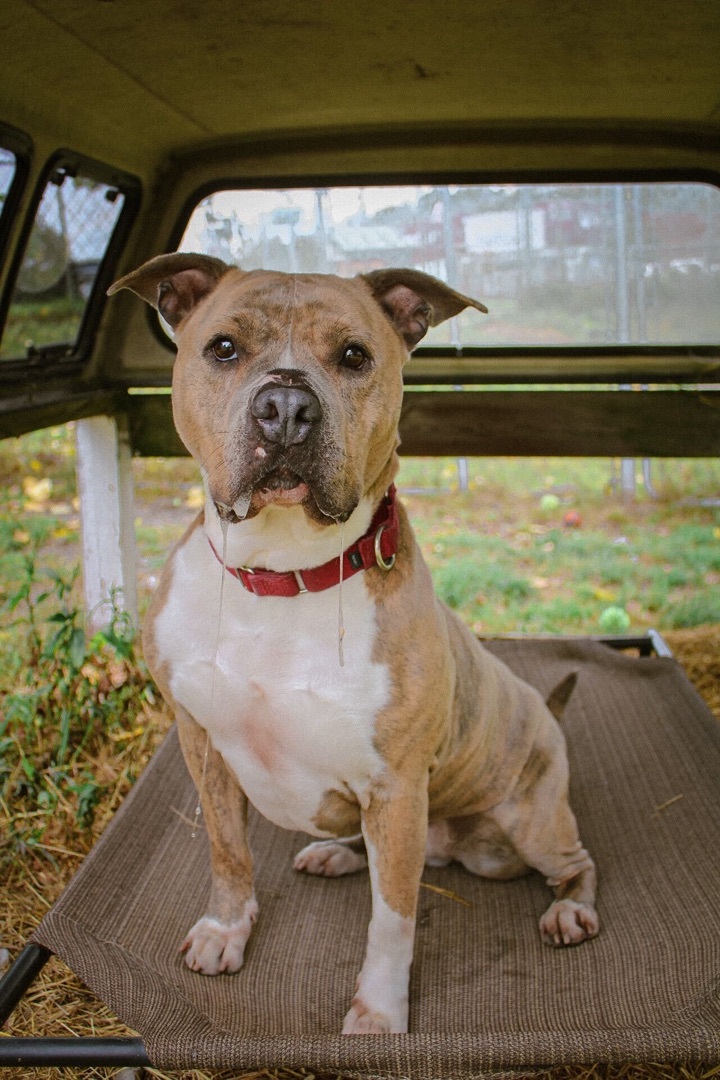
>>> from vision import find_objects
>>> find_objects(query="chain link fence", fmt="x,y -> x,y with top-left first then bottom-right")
0,172 -> 125,359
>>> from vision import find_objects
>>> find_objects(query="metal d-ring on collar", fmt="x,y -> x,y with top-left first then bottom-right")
374,524 -> 396,571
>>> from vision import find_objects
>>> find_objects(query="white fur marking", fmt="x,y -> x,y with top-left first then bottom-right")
342,836 -> 414,1034
156,513 -> 390,837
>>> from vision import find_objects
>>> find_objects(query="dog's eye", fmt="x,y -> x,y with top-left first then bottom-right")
210,337 -> 237,362
340,344 -> 369,371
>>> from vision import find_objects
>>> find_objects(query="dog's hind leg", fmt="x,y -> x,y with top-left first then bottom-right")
432,815 -> 531,879
488,717 -> 599,948
490,794 -> 598,946
294,835 -> 368,877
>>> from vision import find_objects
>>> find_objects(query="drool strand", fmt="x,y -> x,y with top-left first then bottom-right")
337,520 -> 346,667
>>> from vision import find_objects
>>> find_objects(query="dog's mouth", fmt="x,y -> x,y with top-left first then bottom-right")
251,467 -> 309,509
214,465 -> 352,525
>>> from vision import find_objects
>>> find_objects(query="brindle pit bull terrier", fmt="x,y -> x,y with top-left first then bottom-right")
109,255 -> 599,1034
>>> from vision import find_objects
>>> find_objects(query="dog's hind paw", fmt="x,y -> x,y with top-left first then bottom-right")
293,838 -> 367,877
181,902 -> 258,975
540,898 -> 599,947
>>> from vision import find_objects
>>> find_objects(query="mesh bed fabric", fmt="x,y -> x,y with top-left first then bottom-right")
33,639 -> 720,1077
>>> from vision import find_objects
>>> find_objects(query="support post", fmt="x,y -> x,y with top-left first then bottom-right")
75,414 -> 138,634
619,455 -> 636,501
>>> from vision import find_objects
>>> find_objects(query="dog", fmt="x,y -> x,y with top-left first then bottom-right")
109,255 -> 598,1034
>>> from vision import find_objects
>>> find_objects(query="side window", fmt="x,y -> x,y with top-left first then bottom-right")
0,144 -> 23,269
0,147 -> 16,210
0,165 -> 126,362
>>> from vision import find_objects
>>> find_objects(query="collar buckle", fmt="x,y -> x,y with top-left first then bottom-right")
374,524 -> 396,571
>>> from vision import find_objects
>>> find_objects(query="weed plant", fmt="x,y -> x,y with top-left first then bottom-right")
1,541 -> 159,868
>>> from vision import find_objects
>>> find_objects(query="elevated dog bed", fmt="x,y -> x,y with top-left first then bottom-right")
3,638 -> 720,1075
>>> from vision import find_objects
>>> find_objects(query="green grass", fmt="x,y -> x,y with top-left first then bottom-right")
397,456 -> 720,635
662,588 -> 720,629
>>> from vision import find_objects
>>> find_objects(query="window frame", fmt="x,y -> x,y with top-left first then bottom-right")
0,122 -> 33,282
0,149 -> 141,382
160,167 -> 720,384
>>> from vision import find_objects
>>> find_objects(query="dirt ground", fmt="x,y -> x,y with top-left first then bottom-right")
662,625 -> 720,719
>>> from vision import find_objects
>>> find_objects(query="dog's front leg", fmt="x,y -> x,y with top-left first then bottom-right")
342,776 -> 428,1034
176,707 -> 258,975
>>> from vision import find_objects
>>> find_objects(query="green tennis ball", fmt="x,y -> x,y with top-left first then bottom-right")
540,493 -> 560,512
599,606 -> 631,633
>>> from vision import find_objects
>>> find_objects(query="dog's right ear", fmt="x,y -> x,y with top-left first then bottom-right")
108,252 -> 231,329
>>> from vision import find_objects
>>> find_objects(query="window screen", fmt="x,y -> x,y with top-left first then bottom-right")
179,183 -> 720,348
0,168 -> 126,361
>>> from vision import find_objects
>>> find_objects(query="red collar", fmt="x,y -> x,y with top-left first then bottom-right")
208,486 -> 398,597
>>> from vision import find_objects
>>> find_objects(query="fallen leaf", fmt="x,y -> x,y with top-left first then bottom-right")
23,476 -> 53,503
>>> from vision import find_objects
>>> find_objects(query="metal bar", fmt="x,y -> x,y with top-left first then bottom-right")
480,633 -> 671,658
0,1037 -> 151,1068
599,633 -> 658,656
0,946 -> 152,1067
646,628 -> 674,657
0,944 -> 51,1025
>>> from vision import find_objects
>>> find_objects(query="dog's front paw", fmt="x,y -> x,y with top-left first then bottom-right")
540,899 -> 599,947
293,838 -> 367,877
181,900 -> 258,974
342,996 -> 408,1034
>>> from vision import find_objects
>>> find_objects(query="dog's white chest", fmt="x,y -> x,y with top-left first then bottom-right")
155,528 -> 390,835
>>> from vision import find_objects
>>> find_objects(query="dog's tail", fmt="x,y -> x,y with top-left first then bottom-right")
545,671 -> 579,722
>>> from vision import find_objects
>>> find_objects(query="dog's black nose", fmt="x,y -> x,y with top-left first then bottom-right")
251,383 -> 322,447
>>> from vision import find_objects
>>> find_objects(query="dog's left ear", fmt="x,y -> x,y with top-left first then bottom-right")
108,252 -> 231,329
361,268 -> 488,350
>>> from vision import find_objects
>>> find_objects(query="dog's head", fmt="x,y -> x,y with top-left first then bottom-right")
110,255 -> 487,525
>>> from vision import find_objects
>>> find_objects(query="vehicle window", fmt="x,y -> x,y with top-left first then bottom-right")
0,168 -> 125,361
0,147 -> 16,209
179,182 -> 720,347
